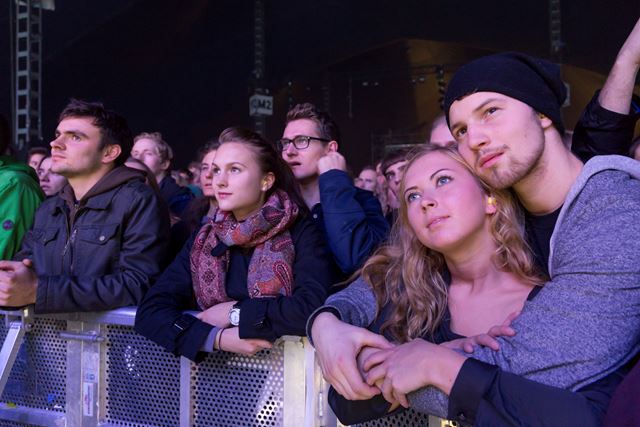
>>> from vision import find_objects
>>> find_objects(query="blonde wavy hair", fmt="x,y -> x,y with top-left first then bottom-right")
361,144 -> 545,343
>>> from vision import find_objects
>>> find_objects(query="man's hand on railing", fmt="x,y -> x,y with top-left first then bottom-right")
196,300 -> 237,328
219,327 -> 272,356
310,312 -> 393,401
0,260 -> 37,308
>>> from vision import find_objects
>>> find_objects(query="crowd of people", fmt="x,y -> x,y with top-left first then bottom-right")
1,17 -> 640,427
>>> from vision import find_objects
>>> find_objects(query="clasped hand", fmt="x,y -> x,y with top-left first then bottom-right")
0,259 -> 37,307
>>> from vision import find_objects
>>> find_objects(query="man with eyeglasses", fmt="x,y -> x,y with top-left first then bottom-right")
279,103 -> 389,276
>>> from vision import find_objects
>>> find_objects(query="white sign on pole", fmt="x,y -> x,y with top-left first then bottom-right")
249,94 -> 274,117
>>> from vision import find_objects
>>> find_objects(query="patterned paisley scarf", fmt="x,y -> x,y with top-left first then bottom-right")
190,189 -> 298,309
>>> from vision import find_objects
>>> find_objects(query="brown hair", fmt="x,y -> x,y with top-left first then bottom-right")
59,99 -> 132,167
362,144 -> 545,342
285,103 -> 341,144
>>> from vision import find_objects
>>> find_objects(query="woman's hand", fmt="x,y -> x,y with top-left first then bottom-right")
441,310 -> 519,353
196,301 -> 237,328
311,312 -> 393,401
218,327 -> 272,356
357,346 -> 402,412
363,339 -> 466,407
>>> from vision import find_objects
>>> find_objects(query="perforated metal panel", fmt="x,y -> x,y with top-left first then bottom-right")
354,408 -> 433,427
0,319 -> 67,412
191,345 -> 285,427
102,324 -> 181,427
0,421 -> 35,427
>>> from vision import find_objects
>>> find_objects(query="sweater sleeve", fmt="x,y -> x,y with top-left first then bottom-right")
318,169 -> 389,274
237,217 -> 334,341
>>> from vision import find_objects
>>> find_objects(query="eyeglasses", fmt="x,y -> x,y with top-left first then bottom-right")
276,135 -> 330,151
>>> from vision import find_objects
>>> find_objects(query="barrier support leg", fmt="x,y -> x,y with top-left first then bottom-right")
0,306 -> 33,395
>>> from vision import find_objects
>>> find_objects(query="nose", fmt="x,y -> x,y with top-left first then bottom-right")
50,136 -> 64,151
284,143 -> 297,156
214,171 -> 227,187
420,195 -> 436,211
466,125 -> 489,151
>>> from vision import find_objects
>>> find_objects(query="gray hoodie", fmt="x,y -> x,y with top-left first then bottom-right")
316,155 -> 640,418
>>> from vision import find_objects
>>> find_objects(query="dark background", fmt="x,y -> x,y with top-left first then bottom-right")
1,0 -> 639,168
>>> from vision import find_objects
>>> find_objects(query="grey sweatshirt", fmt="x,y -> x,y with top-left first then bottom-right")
316,155 -> 640,418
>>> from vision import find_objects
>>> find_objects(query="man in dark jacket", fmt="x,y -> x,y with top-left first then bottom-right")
0,99 -> 169,313
278,103 -> 389,276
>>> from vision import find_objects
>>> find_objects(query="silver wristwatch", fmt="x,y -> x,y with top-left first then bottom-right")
229,305 -> 240,326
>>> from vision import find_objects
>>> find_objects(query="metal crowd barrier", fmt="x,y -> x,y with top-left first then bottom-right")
0,307 -> 451,427
0,307 -> 341,427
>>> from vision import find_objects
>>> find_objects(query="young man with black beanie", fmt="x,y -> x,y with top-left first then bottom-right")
307,18 -> 640,426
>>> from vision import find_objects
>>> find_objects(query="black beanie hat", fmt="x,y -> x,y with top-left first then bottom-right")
443,52 -> 567,134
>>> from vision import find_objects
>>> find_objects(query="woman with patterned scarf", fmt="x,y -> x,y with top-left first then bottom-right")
135,127 -> 334,360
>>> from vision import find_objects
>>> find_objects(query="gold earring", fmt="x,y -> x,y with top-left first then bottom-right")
487,196 -> 497,206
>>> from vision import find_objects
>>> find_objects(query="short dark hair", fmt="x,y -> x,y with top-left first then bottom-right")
381,147 -> 413,175
0,114 -> 10,155
28,146 -> 48,158
59,99 -> 132,167
197,139 -> 221,162
285,103 -> 341,144
359,165 -> 376,174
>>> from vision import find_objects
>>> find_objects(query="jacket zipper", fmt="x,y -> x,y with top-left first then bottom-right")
62,203 -> 80,274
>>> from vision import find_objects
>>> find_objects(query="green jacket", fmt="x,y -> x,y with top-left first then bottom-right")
0,156 -> 44,259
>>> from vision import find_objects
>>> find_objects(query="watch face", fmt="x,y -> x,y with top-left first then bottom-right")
230,308 -> 240,326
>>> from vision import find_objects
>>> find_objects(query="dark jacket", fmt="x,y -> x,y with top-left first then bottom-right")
159,175 -> 194,218
15,166 -> 170,313
317,169 -> 389,275
134,214 -> 334,362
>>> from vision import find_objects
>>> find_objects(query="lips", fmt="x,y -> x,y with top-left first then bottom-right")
426,215 -> 449,229
478,151 -> 503,168
216,192 -> 232,199
287,161 -> 301,168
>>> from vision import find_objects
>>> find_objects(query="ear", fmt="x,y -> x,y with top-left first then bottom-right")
261,172 -> 275,192
485,195 -> 497,215
537,113 -> 553,130
326,140 -> 339,153
160,159 -> 171,172
102,144 -> 122,164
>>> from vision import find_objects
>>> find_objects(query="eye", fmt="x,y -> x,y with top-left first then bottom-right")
406,192 -> 421,203
212,167 -> 220,175
436,175 -> 452,187
71,134 -> 81,141
230,166 -> 241,173
485,106 -> 498,117
454,127 -> 467,139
